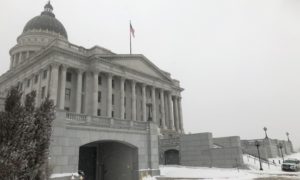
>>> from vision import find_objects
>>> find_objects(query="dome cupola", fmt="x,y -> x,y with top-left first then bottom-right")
22,1 -> 68,39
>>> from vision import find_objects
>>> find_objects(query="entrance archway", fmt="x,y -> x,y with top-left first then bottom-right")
78,141 -> 138,180
164,149 -> 179,165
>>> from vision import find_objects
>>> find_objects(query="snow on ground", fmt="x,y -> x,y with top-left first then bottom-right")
154,153 -> 300,180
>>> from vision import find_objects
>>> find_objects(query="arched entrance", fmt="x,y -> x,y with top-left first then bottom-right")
78,141 -> 138,180
164,149 -> 180,165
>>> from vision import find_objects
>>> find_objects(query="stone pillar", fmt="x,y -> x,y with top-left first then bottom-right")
173,96 -> 180,132
19,52 -> 23,64
59,65 -> 67,110
10,56 -> 13,69
151,86 -> 157,123
13,54 -> 17,67
160,89 -> 166,129
107,73 -> 113,118
120,77 -> 125,119
49,63 -> 60,106
131,80 -> 136,121
36,70 -> 43,106
76,69 -> 83,114
142,84 -> 147,122
92,71 -> 99,116
26,51 -> 30,59
168,92 -> 175,130
178,97 -> 184,133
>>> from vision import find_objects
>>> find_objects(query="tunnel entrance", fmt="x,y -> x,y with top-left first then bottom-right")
78,141 -> 138,180
164,149 -> 180,165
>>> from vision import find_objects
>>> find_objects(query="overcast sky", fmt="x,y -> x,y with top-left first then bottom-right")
0,0 -> 299,150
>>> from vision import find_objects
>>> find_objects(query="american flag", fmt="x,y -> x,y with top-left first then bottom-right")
130,22 -> 135,38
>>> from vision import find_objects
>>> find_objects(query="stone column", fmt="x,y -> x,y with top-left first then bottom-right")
160,89 -> 166,129
59,65 -> 67,110
92,71 -> 99,116
26,51 -> 30,59
131,80 -> 136,121
36,70 -> 43,106
76,69 -> 84,114
142,84 -> 147,121
10,56 -> 13,69
19,53 -> 23,64
13,54 -> 17,67
107,73 -> 113,118
151,86 -> 157,123
173,96 -> 180,132
49,63 -> 60,106
120,77 -> 125,119
168,92 -> 175,130
178,97 -> 184,133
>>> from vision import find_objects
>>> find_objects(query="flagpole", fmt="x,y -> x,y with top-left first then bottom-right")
130,21 -> 132,54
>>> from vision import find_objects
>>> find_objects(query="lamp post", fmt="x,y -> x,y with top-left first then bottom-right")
278,142 -> 284,162
263,127 -> 268,139
286,132 -> 290,142
255,140 -> 263,171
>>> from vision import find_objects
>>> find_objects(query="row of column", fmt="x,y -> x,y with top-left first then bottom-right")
10,51 -> 31,69
52,64 -> 184,132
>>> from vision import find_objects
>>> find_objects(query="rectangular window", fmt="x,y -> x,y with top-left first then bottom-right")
112,79 -> 115,89
43,70 -> 47,79
41,86 -> 46,99
98,75 -> 102,85
66,72 -> 72,82
112,111 -> 114,117
27,79 -> 30,87
98,91 -> 101,103
64,107 -> 70,111
97,109 -> 101,116
34,75 -> 38,84
112,94 -> 114,105
65,88 -> 71,100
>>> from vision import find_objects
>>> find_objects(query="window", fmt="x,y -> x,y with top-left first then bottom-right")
65,88 -> 71,100
27,79 -> 30,87
43,70 -> 47,79
98,75 -> 102,85
112,111 -> 114,117
112,94 -> 114,105
97,109 -> 101,116
158,93 -> 161,99
64,107 -> 70,111
124,83 -> 127,91
112,79 -> 115,89
66,72 -> 72,82
41,86 -> 46,99
98,91 -> 101,103
34,75 -> 38,84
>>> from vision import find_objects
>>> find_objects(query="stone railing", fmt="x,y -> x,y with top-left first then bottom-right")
66,112 -> 148,131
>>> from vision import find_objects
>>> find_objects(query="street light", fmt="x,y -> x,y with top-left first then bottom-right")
278,142 -> 284,162
263,127 -> 268,139
286,132 -> 290,142
255,140 -> 263,171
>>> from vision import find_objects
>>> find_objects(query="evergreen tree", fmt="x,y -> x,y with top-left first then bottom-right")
0,86 -> 54,179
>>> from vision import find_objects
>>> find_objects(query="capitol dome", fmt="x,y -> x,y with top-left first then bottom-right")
22,1 -> 68,39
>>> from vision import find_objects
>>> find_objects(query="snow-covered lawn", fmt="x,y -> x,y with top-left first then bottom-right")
152,153 -> 300,180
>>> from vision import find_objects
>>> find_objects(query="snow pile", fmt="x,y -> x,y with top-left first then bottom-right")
159,165 -> 258,179
50,173 -> 79,179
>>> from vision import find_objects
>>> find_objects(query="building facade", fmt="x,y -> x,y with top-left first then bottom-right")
0,2 -> 184,180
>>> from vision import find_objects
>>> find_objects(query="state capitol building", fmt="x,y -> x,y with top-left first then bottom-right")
0,2 -> 183,180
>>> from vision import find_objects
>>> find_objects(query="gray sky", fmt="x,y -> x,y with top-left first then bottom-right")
0,0 -> 299,150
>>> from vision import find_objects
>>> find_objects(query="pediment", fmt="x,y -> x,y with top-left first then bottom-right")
111,56 -> 171,81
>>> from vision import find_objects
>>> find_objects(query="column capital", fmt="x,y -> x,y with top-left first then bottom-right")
50,62 -> 60,68
61,64 -> 69,69
76,68 -> 85,74
120,76 -> 126,82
